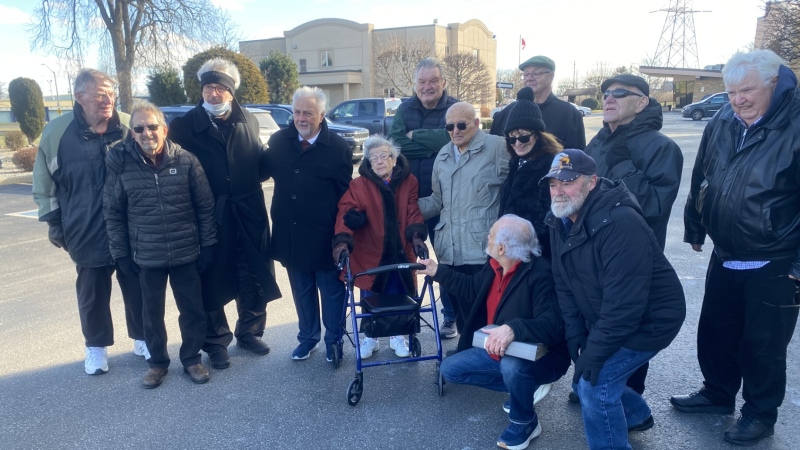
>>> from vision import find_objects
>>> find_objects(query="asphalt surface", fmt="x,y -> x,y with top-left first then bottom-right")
1,112 -> 799,449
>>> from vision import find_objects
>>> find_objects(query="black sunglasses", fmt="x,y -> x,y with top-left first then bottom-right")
603,88 -> 644,100
445,122 -> 469,132
506,134 -> 534,145
132,124 -> 160,133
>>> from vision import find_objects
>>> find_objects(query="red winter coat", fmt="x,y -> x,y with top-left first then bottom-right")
334,154 -> 427,293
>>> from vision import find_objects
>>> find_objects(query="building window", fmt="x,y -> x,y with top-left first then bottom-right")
299,59 -> 307,73
320,50 -> 333,68
473,49 -> 479,58
445,46 -> 450,56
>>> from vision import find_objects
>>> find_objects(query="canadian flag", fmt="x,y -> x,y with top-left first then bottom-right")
521,37 -> 526,50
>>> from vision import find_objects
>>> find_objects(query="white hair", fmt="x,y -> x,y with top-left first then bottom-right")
495,214 -> 541,261
363,135 -> 400,161
722,49 -> 784,87
74,68 -> 116,94
414,57 -> 446,84
292,86 -> 327,113
196,57 -> 241,89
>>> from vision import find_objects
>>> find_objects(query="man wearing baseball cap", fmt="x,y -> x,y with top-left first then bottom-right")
543,149 -> 686,448
583,74 -> 684,400
491,55 -> 586,150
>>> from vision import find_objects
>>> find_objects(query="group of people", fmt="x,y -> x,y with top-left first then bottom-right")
30,48 -> 800,450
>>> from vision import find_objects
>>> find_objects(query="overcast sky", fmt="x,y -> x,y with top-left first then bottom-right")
0,0 -> 764,98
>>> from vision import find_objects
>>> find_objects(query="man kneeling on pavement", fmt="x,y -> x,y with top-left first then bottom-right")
104,100 -> 216,388
419,214 -> 570,450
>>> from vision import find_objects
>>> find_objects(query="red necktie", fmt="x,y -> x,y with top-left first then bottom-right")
300,140 -> 311,150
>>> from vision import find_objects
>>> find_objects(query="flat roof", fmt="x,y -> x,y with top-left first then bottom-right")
639,66 -> 723,78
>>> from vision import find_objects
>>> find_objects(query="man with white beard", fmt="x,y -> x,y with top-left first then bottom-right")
542,149 -> 685,449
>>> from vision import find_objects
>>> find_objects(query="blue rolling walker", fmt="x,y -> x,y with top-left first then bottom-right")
333,249 -> 444,406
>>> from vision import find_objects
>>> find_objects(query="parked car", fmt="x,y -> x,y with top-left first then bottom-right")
159,105 -> 280,145
246,103 -> 369,163
682,92 -> 730,121
570,102 -> 592,116
326,97 -> 402,135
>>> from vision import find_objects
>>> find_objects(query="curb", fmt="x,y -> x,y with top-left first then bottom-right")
0,172 -> 32,185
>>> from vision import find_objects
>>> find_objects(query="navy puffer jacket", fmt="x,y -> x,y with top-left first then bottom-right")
104,139 -> 217,268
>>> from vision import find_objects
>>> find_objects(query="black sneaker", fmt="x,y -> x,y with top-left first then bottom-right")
439,321 -> 458,339
724,414 -> 774,446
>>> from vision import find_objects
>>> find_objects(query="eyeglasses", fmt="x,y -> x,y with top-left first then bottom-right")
80,91 -> 115,102
603,88 -> 644,100
368,153 -> 392,163
522,70 -> 552,79
445,122 -> 469,132
202,85 -> 229,94
132,124 -> 160,133
506,134 -> 534,145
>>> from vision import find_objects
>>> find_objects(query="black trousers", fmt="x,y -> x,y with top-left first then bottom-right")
443,264 -> 485,332
697,253 -> 798,426
203,249 -> 268,355
139,263 -> 206,369
75,265 -> 144,347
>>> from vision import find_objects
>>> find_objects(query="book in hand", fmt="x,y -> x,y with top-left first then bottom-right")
472,324 -> 548,361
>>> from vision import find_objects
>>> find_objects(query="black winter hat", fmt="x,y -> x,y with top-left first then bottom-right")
503,87 -> 546,136
600,74 -> 649,97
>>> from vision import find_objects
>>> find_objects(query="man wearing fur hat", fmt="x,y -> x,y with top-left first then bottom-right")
491,55 -> 585,150
168,57 -> 281,370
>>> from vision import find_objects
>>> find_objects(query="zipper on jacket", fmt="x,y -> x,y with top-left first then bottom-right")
153,172 -> 173,265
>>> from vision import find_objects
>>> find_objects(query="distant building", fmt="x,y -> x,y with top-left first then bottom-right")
239,18 -> 497,109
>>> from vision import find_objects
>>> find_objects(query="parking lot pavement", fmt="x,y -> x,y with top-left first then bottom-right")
0,112 -> 798,449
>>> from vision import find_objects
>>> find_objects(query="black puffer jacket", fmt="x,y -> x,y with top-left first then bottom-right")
546,179 -> 685,363
685,65 -> 800,273
585,98 -> 683,250
498,143 -> 557,260
104,140 -> 217,268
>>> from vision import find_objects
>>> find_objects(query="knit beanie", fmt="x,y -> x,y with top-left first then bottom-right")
503,87 -> 546,135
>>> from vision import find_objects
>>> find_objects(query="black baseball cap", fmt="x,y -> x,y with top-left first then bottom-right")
539,149 -> 596,185
600,74 -> 649,97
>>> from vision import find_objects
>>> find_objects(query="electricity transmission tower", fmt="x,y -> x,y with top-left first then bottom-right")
651,0 -> 710,68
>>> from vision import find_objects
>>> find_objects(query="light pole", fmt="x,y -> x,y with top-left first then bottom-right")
41,64 -> 62,115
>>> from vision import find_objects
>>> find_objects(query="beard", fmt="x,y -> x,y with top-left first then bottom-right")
551,196 -> 583,218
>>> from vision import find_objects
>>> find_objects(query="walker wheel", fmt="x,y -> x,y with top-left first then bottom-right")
411,336 -> 422,357
347,377 -> 363,406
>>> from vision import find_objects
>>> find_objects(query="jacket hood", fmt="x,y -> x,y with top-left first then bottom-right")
573,178 -> 642,230
758,64 -> 799,126
358,152 -> 412,187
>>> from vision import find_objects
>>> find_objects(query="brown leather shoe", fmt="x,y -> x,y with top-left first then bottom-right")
183,363 -> 210,384
142,367 -> 168,389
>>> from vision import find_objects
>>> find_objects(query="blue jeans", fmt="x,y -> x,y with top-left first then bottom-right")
441,347 -> 567,424
576,347 -> 658,450
286,268 -> 346,347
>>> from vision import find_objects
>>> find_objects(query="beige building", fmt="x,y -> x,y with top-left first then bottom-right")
239,18 -> 497,110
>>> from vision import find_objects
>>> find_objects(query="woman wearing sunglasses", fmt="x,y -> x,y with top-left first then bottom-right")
498,87 -> 563,260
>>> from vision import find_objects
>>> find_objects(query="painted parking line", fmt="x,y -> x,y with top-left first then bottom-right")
6,210 -> 38,219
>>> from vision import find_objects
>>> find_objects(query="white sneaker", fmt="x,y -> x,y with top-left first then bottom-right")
359,337 -> 380,359
133,340 -> 150,359
533,383 -> 552,405
389,336 -> 410,358
84,347 -> 109,375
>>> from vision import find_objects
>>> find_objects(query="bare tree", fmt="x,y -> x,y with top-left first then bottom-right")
29,1 -> 240,112
372,36 -> 434,97
759,0 -> 800,72
580,62 -> 629,91
555,76 -> 576,97
443,52 -> 493,105
0,81 -> 7,100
